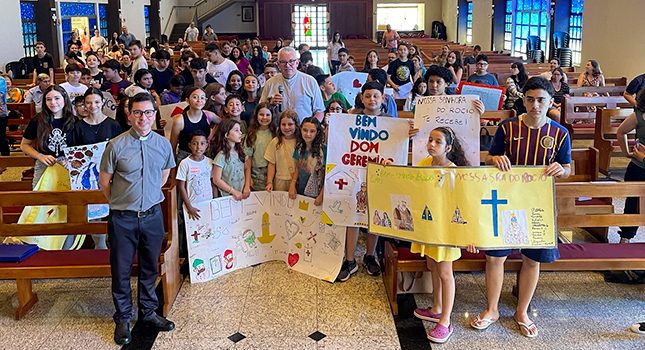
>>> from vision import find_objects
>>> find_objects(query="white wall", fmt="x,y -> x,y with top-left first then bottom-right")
202,1 -> 257,34
120,0 -> 151,41
0,1 -> 27,71
441,0 -> 457,42
581,0 -> 645,79
161,0 -> 180,37
472,0 -> 492,49
372,0 -> 444,41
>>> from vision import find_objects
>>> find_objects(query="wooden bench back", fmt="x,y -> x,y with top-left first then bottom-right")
593,108 -> 635,175
569,86 -> 626,96
562,147 -> 599,182
560,95 -> 630,137
556,182 -> 645,228
567,76 -> 628,86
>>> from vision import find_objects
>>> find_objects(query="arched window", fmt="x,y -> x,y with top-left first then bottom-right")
19,1 -> 37,57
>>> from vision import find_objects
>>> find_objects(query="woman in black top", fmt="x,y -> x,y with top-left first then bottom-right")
20,86 -> 76,187
550,67 -> 570,105
73,88 -> 122,145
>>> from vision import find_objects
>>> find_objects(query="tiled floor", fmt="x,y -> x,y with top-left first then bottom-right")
1,158 -> 644,349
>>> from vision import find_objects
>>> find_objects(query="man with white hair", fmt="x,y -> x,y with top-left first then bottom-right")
259,47 -> 324,122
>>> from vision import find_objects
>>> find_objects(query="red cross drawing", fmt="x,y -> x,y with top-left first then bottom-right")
334,178 -> 348,190
191,231 -> 200,242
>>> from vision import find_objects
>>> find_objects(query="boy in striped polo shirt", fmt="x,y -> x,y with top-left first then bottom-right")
471,77 -> 571,338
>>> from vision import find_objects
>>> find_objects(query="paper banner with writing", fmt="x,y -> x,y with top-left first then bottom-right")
185,191 -> 345,283
64,142 -> 109,220
367,164 -> 556,249
323,114 -> 410,228
158,102 -> 188,139
457,82 -> 505,111
412,95 -> 480,166
331,71 -> 368,108
102,91 -> 117,119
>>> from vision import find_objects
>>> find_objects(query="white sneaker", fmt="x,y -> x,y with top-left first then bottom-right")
630,322 -> 645,335
619,238 -> 631,244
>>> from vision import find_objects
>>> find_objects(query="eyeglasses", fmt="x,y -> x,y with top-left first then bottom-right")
131,109 -> 156,118
278,59 -> 298,66
329,107 -> 343,112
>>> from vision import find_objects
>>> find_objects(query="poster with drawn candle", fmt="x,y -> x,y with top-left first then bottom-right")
323,114 -> 410,228
412,95 -> 481,166
184,191 -> 345,283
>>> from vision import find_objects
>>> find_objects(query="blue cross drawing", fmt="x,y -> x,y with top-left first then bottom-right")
481,189 -> 508,237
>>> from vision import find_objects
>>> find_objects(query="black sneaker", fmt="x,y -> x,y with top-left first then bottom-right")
336,259 -> 359,282
363,254 -> 381,276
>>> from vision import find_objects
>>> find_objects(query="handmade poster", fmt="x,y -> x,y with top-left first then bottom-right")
331,71 -> 367,108
457,82 -> 506,111
102,91 -> 117,119
394,82 -> 413,100
64,142 -> 109,220
158,101 -> 188,138
412,95 -> 481,166
17,164 -> 84,250
185,191 -> 345,283
367,164 -> 556,249
323,114 -> 410,228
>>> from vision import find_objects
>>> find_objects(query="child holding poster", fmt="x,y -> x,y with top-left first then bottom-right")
211,119 -> 249,200
264,110 -> 299,192
177,130 -> 215,220
243,102 -> 277,191
383,126 -> 475,343
471,77 -> 571,338
338,82 -> 419,282
289,117 -> 326,205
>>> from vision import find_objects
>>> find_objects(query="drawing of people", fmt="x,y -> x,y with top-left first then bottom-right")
451,206 -> 467,224
373,210 -> 381,225
192,258 -> 207,280
223,249 -> 234,269
381,212 -> 392,227
356,182 -> 367,214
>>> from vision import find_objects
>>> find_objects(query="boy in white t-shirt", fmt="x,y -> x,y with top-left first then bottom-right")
176,130 -> 215,220
204,42 -> 238,85
59,63 -> 89,104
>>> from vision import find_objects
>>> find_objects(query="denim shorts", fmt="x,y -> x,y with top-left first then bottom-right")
485,248 -> 560,263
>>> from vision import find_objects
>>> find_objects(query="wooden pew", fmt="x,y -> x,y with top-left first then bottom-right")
560,95 -> 630,139
6,103 -> 36,146
569,86 -> 626,97
383,179 -> 645,315
0,186 -> 182,320
593,108 -> 635,176
567,77 -> 628,87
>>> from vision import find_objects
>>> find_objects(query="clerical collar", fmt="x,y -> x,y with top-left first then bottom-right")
129,128 -> 151,140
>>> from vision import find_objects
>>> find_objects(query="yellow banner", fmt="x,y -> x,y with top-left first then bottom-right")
367,164 -> 556,249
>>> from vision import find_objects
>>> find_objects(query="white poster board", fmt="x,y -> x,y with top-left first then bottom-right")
323,113 -> 410,228
158,102 -> 188,139
412,95 -> 481,166
331,71 -> 368,108
185,191 -> 345,283
63,142 -> 109,220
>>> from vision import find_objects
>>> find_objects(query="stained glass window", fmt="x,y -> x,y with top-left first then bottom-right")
144,5 -> 150,39
20,1 -> 38,58
99,4 -> 108,39
466,1 -> 473,44
569,0 -> 584,66
60,2 -> 97,51
293,5 -> 329,49
505,0 -> 550,59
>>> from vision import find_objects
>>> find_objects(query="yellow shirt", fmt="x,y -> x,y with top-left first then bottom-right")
409,156 -> 462,262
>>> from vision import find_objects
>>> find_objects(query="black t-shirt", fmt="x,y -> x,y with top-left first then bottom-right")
626,73 -> 645,95
151,68 -> 175,94
179,68 -> 215,88
91,72 -> 106,86
74,117 -> 122,145
23,117 -> 75,157
387,59 -> 415,86
33,53 -> 54,75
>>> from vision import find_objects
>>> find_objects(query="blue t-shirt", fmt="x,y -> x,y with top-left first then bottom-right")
467,73 -> 499,87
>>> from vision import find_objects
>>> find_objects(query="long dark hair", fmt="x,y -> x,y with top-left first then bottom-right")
445,50 -> 463,72
225,70 -> 244,95
296,117 -> 325,161
249,46 -> 266,72
241,75 -> 260,102
133,68 -> 152,89
34,86 -> 75,152
587,59 -> 602,78
246,102 -> 277,148
511,62 -> 529,89
212,118 -> 245,162
433,126 -> 469,166
331,31 -> 344,46
362,50 -> 379,72
115,95 -> 131,131
231,47 -> 244,63
413,77 -> 429,97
